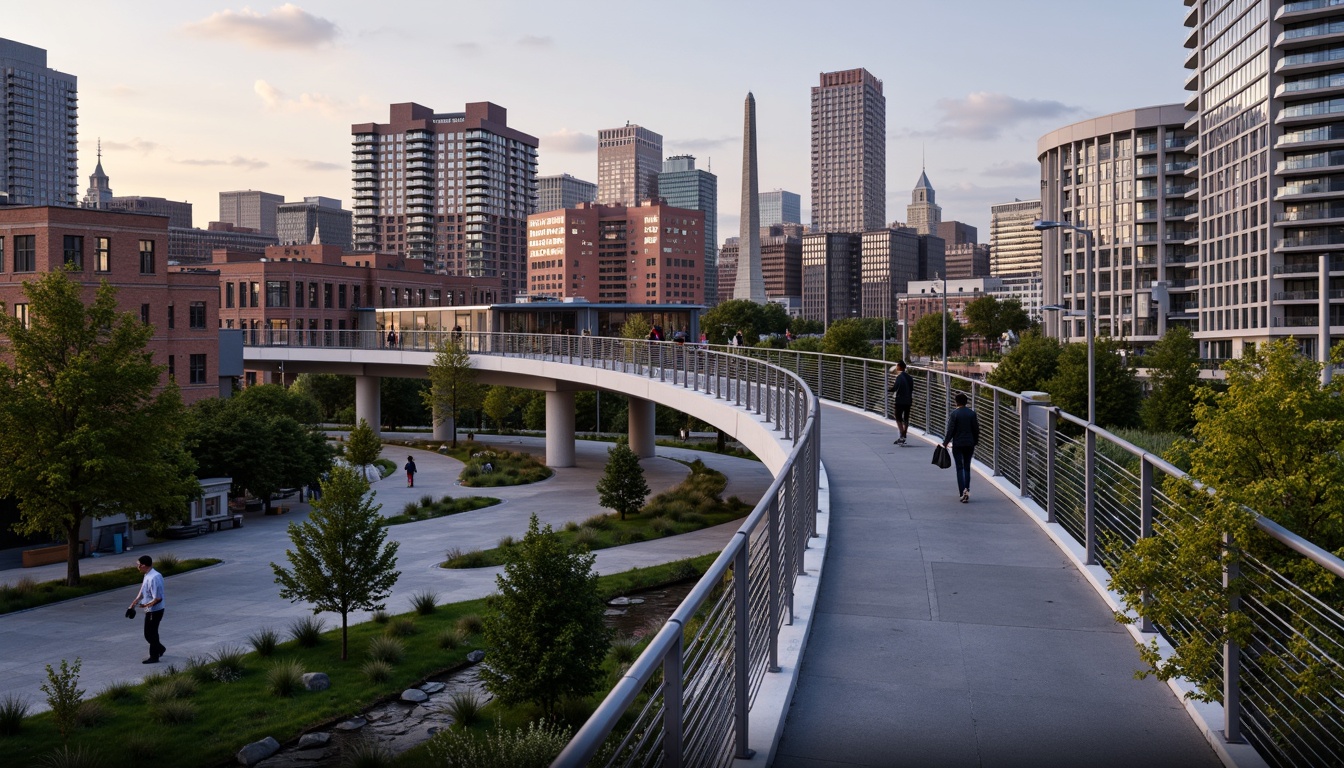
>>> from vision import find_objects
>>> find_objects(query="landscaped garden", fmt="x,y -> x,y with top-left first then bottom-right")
381,495 -> 502,527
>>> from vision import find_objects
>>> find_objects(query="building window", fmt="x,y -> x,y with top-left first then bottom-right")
250,282 -> 260,307
189,354 -> 207,384
353,286 -> 361,307
167,354 -> 175,381
14,235 -> 35,272
189,301 -> 206,329
295,281 -> 305,308
14,303 -> 29,328
0,236 -> 4,272
140,304 -> 150,325
95,237 -> 110,272
430,289 -> 441,305
63,235 -> 83,270
266,281 -> 289,308
308,282 -> 318,307
225,282 -> 235,308
338,284 -> 347,309
167,304 -> 175,329
324,283 -> 333,308
139,239 -> 155,274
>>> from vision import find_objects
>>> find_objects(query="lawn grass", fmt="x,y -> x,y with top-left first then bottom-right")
442,459 -> 750,569
0,555 -> 717,768
381,495 -> 502,526
0,557 -> 221,615
452,445 -> 553,487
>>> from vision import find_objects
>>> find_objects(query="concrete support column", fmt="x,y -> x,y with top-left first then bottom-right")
355,375 -> 381,437
432,403 -> 452,442
628,396 -> 656,459
545,390 -> 576,468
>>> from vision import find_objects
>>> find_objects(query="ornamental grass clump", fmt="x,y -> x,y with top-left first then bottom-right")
248,627 -> 280,657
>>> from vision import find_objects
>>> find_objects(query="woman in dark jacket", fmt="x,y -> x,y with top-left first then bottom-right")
942,392 -> 979,503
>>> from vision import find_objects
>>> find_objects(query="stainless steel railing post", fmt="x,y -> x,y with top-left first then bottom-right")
733,540 -> 755,760
1223,530 -> 1243,744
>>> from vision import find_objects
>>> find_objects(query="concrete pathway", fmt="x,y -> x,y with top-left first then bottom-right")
771,405 -> 1220,768
0,436 -> 773,711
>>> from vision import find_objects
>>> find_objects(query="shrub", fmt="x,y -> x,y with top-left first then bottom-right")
73,700 -> 106,728
185,655 -> 214,684
562,521 -> 579,533
123,733 -> 161,760
410,590 -> 438,615
616,530 -> 647,545
419,494 -> 436,507
648,516 -> 676,536
289,616 -> 327,647
402,501 -> 420,517
40,658 -> 84,742
144,676 -> 195,705
212,646 -> 246,682
442,690 -> 482,728
455,614 -> 483,636
571,527 -> 601,551
610,635 -> 641,665
581,514 -> 612,531
437,627 -> 467,650
361,660 -> 393,683
427,718 -> 572,766
248,627 -> 279,657
266,660 -> 305,698
366,635 -> 405,664
385,616 -> 418,637
498,534 -> 515,549
97,681 -> 135,703
36,745 -> 104,768
371,610 -> 390,624
443,548 -> 491,569
0,693 -> 30,735
150,699 -> 197,725
341,737 -> 394,768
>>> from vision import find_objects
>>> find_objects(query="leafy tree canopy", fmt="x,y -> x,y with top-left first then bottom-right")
1043,336 -> 1141,429
1139,325 -> 1202,436
701,299 -> 787,344
821,317 -> 875,358
344,418 -> 383,468
963,296 -> 1031,348
595,440 -> 649,520
423,339 -> 483,448
908,312 -> 965,359
986,329 -> 1062,395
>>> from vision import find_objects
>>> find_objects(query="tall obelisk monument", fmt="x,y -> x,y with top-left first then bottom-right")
734,92 -> 766,303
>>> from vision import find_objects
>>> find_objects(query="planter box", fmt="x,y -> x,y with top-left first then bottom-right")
22,544 -> 68,568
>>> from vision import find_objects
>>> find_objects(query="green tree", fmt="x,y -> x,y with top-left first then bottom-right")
822,317 -> 875,358
424,339 -> 484,448
290,373 -> 354,421
789,336 -> 824,353
381,377 -> 430,429
1139,326 -> 1201,435
345,418 -> 383,470
595,440 -> 649,520
188,385 -> 331,512
0,270 -> 198,586
482,386 -> 515,431
480,514 -> 611,718
908,312 -> 965,359
522,390 -> 547,431
789,317 -> 824,336
271,465 -> 401,661
986,329 -> 1062,394
1044,337 -> 1141,429
963,296 -> 1030,352
1111,339 -> 1344,714
701,299 -> 772,344
619,315 -> 652,341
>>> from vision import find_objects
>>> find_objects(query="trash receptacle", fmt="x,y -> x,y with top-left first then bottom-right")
113,533 -> 123,554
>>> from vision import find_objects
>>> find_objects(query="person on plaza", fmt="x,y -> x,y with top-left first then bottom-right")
888,361 -> 915,445
387,328 -> 397,348
405,455 -> 418,487
128,555 -> 167,663
785,329 -> 794,342
733,330 -> 745,347
699,331 -> 708,345
942,391 -> 980,503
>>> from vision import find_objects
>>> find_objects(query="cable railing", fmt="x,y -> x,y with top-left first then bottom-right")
241,332 -> 1344,767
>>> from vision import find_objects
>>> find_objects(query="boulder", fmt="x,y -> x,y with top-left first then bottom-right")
301,672 -> 330,692
466,650 -> 485,663
237,736 -> 280,766
401,688 -> 429,703
334,717 -> 367,731
295,732 -> 330,750
420,682 -> 446,694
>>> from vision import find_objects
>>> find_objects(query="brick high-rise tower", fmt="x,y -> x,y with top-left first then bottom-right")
597,124 -> 663,206
810,68 -> 885,233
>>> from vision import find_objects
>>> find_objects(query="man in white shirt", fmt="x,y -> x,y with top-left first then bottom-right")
128,555 -> 167,664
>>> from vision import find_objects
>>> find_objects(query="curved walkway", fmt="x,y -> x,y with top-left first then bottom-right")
0,436 -> 773,712
771,404 -> 1220,768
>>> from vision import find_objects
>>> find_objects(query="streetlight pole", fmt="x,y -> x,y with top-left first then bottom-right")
1036,219 -> 1096,564
937,273 -> 948,378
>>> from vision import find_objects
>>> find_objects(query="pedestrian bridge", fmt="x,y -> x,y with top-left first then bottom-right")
244,331 -> 1342,768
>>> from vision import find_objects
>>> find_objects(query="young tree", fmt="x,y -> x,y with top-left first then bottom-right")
1139,325 -> 1202,435
482,385 -> 517,432
344,418 -> 383,471
619,315 -> 652,341
423,338 -> 484,448
0,271 -> 198,586
595,440 -> 649,520
986,329 -> 1062,394
271,465 -> 401,660
701,298 -> 768,344
1044,337 -> 1141,429
964,296 -> 1030,352
480,514 -> 611,718
821,317 -> 876,358
908,312 -> 965,359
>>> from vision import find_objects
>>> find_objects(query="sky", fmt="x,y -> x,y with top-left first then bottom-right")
8,0 -> 1191,241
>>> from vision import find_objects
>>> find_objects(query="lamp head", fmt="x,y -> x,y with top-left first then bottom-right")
1033,220 -> 1064,231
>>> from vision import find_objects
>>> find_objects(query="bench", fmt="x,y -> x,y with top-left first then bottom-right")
265,505 -> 291,516
164,523 -> 207,539
205,514 -> 244,532
21,544 -> 67,568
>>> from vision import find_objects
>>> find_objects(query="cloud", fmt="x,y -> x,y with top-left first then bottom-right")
254,79 -> 347,119
178,156 -> 269,171
109,84 -> 138,99
517,34 -> 552,48
102,137 -> 157,153
292,159 -> 344,172
454,41 -> 482,54
184,4 -> 338,49
983,160 -> 1040,178
669,136 -> 734,153
899,92 -> 1081,141
542,129 -> 597,154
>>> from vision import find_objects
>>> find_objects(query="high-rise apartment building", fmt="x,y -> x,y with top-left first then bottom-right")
860,228 -> 926,320
938,220 -> 978,246
760,189 -> 801,227
0,38 -> 77,207
219,190 -> 285,236
658,155 -> 718,305
597,124 -> 662,206
276,196 -> 352,250
535,173 -> 596,213
802,232 -> 861,324
810,68 -> 886,233
351,102 -> 539,298
989,200 -> 1043,277
945,243 -> 991,279
1038,105 -> 1196,350
527,202 -> 705,304
905,171 -> 941,236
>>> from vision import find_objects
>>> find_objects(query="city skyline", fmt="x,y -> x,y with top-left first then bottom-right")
5,1 -> 1187,239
